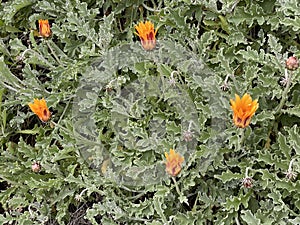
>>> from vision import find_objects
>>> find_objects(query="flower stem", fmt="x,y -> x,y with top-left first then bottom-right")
21,48 -> 55,69
142,2 -> 161,12
235,216 -> 241,225
172,177 -> 181,196
288,158 -> 295,172
275,69 -> 292,115
50,121 -> 69,133
188,120 -> 193,131
46,40 -> 62,65
245,167 -> 250,177
237,128 -> 245,151
192,192 -> 200,212
171,177 -> 189,206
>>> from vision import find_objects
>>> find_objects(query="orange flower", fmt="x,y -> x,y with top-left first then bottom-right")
230,93 -> 258,128
165,149 -> 184,177
28,98 -> 51,122
135,21 -> 158,50
38,19 -> 51,38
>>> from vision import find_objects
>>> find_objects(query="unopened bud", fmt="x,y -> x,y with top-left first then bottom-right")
16,55 -> 24,62
32,162 -> 41,173
242,177 -> 253,188
183,130 -> 193,142
286,56 -> 299,71
75,194 -> 83,202
285,170 -> 297,181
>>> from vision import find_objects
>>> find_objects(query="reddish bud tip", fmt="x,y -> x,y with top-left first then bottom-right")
286,56 -> 299,71
242,177 -> 253,188
32,162 -> 41,173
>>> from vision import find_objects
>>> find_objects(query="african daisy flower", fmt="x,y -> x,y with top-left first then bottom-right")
38,19 -> 51,38
28,98 -> 51,122
135,21 -> 157,50
230,93 -> 259,128
165,149 -> 184,177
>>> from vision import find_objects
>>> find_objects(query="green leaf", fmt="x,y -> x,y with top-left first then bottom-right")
178,194 -> 189,205
197,30 -> 217,55
254,110 -> 274,122
0,40 -> 11,57
282,105 -> 300,117
225,191 -> 252,211
0,56 -> 24,90
267,34 -> 282,54
214,170 -> 243,183
2,0 -> 36,23
278,133 -> 291,159
281,17 -> 300,32
16,124 -> 40,134
238,46 -> 263,62
228,4 -> 268,26
153,197 -> 167,223
241,210 -> 261,225
288,125 -> 300,154
227,32 -> 247,46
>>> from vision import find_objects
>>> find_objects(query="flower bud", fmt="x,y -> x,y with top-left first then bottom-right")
286,56 -> 299,71
38,19 -> 51,38
285,171 -> 297,181
242,177 -> 253,188
32,162 -> 41,173
183,130 -> 193,142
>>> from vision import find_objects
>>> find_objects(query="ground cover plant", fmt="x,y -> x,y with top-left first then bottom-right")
1,0 -> 300,224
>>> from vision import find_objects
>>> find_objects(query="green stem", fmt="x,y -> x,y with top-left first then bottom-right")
192,192 -> 200,212
235,216 -> 241,225
142,3 -> 161,12
245,167 -> 250,177
237,128 -> 245,151
267,70 -> 292,147
172,177 -> 181,196
45,40 -> 62,65
21,48 -> 55,69
47,99 -> 71,147
171,176 -> 189,206
57,99 -> 71,126
50,121 -> 69,133
275,70 -> 292,116
230,74 -> 240,95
